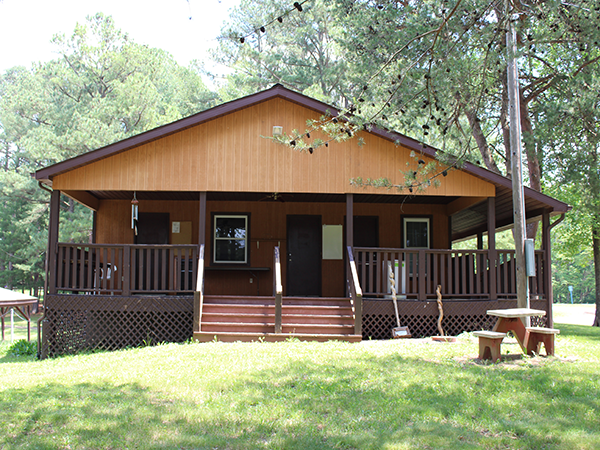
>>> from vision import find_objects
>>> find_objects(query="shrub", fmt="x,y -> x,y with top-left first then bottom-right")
8,339 -> 37,357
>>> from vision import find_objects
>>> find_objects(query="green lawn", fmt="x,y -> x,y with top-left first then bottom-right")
1,322 -> 599,450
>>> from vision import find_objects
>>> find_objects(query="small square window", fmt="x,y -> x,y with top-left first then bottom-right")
213,215 -> 248,263
403,218 -> 430,249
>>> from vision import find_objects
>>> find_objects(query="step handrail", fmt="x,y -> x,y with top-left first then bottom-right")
347,246 -> 363,336
274,246 -> 283,333
193,244 -> 205,333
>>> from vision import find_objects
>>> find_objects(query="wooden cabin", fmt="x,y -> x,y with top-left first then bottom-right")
35,84 -> 569,357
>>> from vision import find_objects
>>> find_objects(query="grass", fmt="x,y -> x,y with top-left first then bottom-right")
0,323 -> 599,449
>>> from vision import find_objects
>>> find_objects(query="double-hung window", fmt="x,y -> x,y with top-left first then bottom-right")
213,215 -> 248,264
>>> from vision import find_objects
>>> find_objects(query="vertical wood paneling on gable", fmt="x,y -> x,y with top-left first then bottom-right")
171,132 -> 184,191
205,119 -> 217,190
235,109 -> 245,192
196,122 -> 207,191
118,147 -> 129,192
259,103 -> 271,192
279,99 -> 294,193
224,111 -> 236,191
50,97 -> 495,198
191,125 -> 202,190
147,141 -> 158,191
240,106 -> 250,192
216,113 -> 226,191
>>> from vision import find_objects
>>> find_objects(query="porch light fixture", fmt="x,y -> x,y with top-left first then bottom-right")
273,126 -> 283,136
131,191 -> 139,235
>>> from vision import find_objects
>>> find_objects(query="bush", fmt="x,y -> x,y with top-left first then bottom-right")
8,339 -> 37,357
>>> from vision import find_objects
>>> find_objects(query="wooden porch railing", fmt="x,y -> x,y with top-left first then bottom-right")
354,247 -> 546,300
273,246 -> 283,333
51,243 -> 199,295
193,244 -> 205,333
347,246 -> 363,335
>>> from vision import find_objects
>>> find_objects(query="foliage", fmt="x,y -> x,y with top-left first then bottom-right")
0,13 -> 218,292
212,0 -> 348,104
1,327 -> 599,449
213,0 -> 600,320
7,339 -> 37,357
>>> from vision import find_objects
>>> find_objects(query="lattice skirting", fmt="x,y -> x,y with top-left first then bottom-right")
362,298 -> 549,340
40,294 -> 193,358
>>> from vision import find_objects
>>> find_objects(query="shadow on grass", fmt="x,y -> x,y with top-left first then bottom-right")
2,347 -> 598,450
557,323 -> 600,341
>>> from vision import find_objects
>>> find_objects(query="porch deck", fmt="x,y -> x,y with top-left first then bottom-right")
39,243 -> 550,357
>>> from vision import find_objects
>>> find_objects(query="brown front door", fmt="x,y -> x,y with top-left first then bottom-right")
287,215 -> 321,297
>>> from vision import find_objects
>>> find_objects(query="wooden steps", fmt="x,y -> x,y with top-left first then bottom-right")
194,295 -> 361,343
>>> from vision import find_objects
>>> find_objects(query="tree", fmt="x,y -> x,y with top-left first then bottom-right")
215,0 -> 600,323
538,66 -> 600,324
212,0 -> 349,104
0,13 -> 218,294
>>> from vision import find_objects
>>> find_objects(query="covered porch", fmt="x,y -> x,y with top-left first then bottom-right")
38,186 -> 565,356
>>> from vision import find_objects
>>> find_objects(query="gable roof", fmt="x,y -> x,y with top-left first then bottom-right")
35,84 -> 570,230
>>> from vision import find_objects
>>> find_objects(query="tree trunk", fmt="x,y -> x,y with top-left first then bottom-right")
593,226 -> 600,327
464,106 -> 501,174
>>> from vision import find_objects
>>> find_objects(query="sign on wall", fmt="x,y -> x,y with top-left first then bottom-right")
322,225 -> 343,260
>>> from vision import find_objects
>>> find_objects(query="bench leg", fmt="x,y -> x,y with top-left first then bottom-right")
479,337 -> 502,362
526,333 -> 555,356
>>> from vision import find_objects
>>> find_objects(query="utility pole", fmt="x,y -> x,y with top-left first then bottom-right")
506,2 -> 530,318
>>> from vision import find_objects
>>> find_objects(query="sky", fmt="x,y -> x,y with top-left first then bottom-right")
0,0 -> 240,74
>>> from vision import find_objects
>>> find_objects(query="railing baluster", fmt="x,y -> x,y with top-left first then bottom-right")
368,251 -> 374,295
57,246 -> 65,291
78,246 -> 85,290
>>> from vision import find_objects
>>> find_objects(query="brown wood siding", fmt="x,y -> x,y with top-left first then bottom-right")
52,98 -> 494,197
95,199 -> 451,297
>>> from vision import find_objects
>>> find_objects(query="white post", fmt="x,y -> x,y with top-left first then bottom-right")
506,3 -> 530,323
10,308 -> 14,343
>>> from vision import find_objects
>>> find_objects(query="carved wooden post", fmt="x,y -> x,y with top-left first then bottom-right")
274,246 -> 282,333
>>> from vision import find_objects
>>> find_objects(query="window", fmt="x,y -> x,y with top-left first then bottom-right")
213,215 -> 248,264
403,217 -> 430,249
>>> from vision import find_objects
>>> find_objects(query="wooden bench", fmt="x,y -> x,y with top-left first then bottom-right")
525,327 -> 560,356
473,331 -> 507,362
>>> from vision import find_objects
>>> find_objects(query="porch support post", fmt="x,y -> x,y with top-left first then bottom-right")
47,190 -> 60,295
92,211 -> 97,244
346,194 -> 354,298
477,232 -> 484,250
346,194 -> 354,249
487,196 -> 497,301
195,192 -> 207,333
198,192 -> 207,247
542,210 -> 553,327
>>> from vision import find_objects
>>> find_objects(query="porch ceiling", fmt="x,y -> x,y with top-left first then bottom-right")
77,187 -> 565,243
86,190 -> 460,205
451,185 -> 567,241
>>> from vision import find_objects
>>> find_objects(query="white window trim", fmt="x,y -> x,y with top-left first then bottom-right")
403,217 -> 430,249
213,214 -> 248,264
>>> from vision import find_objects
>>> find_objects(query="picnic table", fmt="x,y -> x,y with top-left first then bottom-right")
0,288 -> 39,342
487,307 -> 558,356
